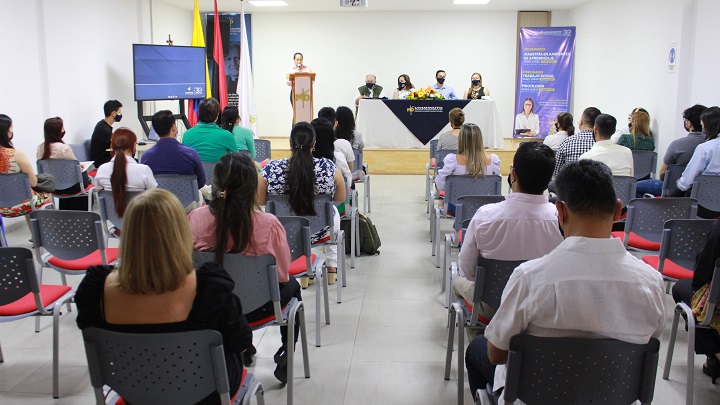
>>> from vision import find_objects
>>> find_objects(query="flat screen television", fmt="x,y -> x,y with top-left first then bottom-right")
133,44 -> 207,101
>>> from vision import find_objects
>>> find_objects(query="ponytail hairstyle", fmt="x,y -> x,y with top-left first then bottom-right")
109,128 -> 137,217
210,153 -> 258,266
311,118 -> 335,161
288,122 -> 317,216
556,112 -> 575,136
221,106 -> 240,133
42,117 -> 65,160
458,123 -> 487,177
334,106 -> 356,145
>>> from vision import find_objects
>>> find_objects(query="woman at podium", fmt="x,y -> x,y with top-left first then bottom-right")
287,52 -> 312,104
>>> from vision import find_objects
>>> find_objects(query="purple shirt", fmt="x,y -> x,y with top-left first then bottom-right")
140,138 -> 205,188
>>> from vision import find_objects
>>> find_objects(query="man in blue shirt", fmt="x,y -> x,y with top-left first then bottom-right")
141,110 -> 206,188
431,70 -> 457,100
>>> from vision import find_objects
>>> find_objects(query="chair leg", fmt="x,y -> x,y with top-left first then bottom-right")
0,341 -> 4,362
425,164 -> 431,203
457,312 -> 465,405
366,175 -> 371,213
435,211 -> 441,268
442,235 -> 452,292
444,305 -> 458,380
321,264 -> 330,324
663,308 -> 681,379
53,297 -> 69,399
350,213 -> 356,269
315,269 -> 321,348
685,311 -> 696,405
35,315 -> 41,333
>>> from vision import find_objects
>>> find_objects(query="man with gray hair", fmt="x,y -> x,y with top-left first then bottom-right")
355,74 -> 384,105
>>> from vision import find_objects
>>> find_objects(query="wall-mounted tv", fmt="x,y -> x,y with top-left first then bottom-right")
133,44 -> 207,101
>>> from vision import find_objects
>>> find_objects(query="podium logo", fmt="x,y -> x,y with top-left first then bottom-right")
407,106 -> 415,114
295,88 -> 311,108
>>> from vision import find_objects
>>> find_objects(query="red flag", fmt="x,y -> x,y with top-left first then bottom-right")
212,0 -> 228,111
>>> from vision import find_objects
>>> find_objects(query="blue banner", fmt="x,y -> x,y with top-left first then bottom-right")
514,27 -> 576,139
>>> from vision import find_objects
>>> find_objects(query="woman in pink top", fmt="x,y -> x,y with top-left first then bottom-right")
435,123 -> 501,191
188,152 -> 300,384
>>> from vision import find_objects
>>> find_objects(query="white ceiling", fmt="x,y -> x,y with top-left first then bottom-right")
170,0 -> 593,13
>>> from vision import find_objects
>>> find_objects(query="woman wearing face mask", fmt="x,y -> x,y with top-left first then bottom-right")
463,73 -> 490,99
392,74 -> 415,100
543,112 -> 574,151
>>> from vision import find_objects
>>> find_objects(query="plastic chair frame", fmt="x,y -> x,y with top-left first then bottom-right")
352,148 -> 371,213
690,174 -> 720,213
0,173 -> 55,214
619,197 -> 698,253
632,150 -> 658,180
201,161 -> 216,186
37,158 -> 93,211
155,174 -> 201,210
95,190 -> 143,243
340,176 -> 360,269
662,164 -> 686,197
612,175 -> 637,209
427,148 -> 456,214
424,139 -> 439,203
254,139 -> 272,163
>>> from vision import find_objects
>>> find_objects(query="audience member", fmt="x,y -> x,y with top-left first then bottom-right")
613,107 -> 649,143
431,70 -> 458,100
580,114 -> 634,176
182,98 -> 238,163
258,122 -> 346,286
220,106 -> 255,159
188,153 -> 299,383
553,106 -> 601,178
140,110 -> 205,188
463,72 -> 490,99
514,97 -> 540,137
355,74 -> 384,106
393,74 -> 415,99
677,106 -> 720,192
335,106 -> 364,150
453,142 -> 563,320
312,118 -> 350,182
435,123 -> 500,192
76,188 -> 253,402
90,99 -> 122,168
618,109 -> 655,151
543,112 -> 574,151
438,108 -> 464,151
318,106 -> 336,124
94,128 -> 157,217
465,160 -> 666,402
0,114 -> 51,218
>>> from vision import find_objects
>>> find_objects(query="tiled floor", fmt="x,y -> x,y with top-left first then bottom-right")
1,174 -> 719,404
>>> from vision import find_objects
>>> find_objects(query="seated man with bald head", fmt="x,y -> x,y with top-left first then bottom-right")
355,74 -> 384,105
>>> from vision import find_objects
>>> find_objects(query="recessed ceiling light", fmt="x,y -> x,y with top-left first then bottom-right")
453,0 -> 491,4
248,1 -> 288,6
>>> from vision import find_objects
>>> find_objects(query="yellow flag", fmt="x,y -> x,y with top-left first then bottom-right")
192,0 -> 211,98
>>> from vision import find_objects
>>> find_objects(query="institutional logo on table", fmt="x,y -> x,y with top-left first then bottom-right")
406,106 -> 443,116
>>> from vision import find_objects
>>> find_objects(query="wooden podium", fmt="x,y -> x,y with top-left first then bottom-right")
289,72 -> 316,124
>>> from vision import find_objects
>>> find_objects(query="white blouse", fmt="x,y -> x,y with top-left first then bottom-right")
94,155 -> 158,192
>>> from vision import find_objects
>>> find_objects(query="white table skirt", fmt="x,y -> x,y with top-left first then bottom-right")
356,99 -> 504,149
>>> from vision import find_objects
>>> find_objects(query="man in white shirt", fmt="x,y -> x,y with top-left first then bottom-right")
453,142 -> 564,320
580,114 -> 634,176
464,159 -> 666,403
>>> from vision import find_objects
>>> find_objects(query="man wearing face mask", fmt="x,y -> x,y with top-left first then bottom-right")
431,70 -> 458,100
355,74 -> 384,106
90,99 -> 123,169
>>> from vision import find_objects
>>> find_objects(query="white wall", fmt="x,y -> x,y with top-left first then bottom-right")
251,11 -> 519,139
687,0 -> 720,108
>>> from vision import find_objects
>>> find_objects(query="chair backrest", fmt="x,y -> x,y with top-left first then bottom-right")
277,216 -> 312,274
0,247 -> 40,306
83,139 -> 92,161
625,197 -> 698,241
266,194 -> 335,238
0,173 -> 34,210
428,139 -> 438,162
237,149 -> 252,157
352,148 -> 363,175
445,175 -> 502,206
612,176 -> 637,209
96,190 -> 142,236
504,335 -> 660,405
454,195 -> 505,231
435,149 -> 455,172
29,210 -> 106,261
82,328 -> 231,405
690,175 -> 720,212
473,257 -> 526,310
155,174 -> 200,208
706,258 -> 720,326
632,150 -> 657,180
254,139 -> 271,162
69,143 -> 89,162
659,219 -> 715,269
37,159 -> 83,190
192,252 -> 279,315
201,162 -> 216,186
662,164 -> 686,197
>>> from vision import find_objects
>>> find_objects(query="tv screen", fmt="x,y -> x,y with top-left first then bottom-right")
133,44 -> 207,101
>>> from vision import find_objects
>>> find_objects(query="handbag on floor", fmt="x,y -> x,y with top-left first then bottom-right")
341,213 -> 381,255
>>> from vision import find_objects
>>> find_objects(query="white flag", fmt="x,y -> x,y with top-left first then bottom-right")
239,4 -> 258,137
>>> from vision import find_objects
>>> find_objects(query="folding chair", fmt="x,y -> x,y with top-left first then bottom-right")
476,335 -> 660,405
192,252 -> 309,405
611,197 -> 698,253
352,148 -> 371,212
662,164 -> 686,197
82,328 -> 265,405
0,173 -> 54,215
425,139 -> 439,203
202,161 -> 217,186
431,174 -> 502,267
427,148 -> 456,214
641,219 -> 714,291
266,194 -> 347,303
37,159 -> 94,211
444,257 -> 525,405
95,190 -> 142,241
155,174 -> 201,210
663,258 -> 720,405
29,210 -> 119,287
632,150 -> 658,180
0,247 -> 75,399
690,174 -> 720,215
277,216 -> 331,347
255,139 -> 272,162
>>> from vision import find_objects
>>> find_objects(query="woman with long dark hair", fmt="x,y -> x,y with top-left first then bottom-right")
220,106 -> 255,158
94,128 -> 157,216
543,112 -> 575,151
258,122 -> 346,286
335,106 -> 364,150
189,152 -> 298,383
313,117 -> 351,182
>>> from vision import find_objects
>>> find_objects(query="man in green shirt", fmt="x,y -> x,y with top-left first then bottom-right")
182,98 -> 238,162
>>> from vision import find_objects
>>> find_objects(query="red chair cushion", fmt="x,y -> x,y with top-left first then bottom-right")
47,248 -> 119,271
458,230 -> 463,245
641,256 -> 694,280
431,158 -> 436,167
288,254 -> 317,276
0,285 -> 72,316
462,299 -> 491,325
229,369 -> 249,403
438,190 -> 445,198
55,183 -> 95,197
611,231 -> 661,251
248,305 -> 289,327
87,170 -> 98,177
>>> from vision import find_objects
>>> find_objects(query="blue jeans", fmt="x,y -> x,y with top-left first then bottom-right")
465,335 -> 497,401
635,179 -> 663,197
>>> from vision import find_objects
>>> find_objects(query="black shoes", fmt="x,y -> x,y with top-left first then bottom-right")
242,345 -> 257,367
274,347 -> 288,384
703,356 -> 720,384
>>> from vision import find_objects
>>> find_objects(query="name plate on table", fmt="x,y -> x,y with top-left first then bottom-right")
381,100 -> 470,145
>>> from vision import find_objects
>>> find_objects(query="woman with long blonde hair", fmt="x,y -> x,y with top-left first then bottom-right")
435,123 -> 501,191
618,109 -> 655,151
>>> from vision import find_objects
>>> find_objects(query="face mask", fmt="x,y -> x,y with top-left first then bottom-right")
115,113 -> 123,123
628,122 -> 632,130
554,123 -> 559,132
60,130 -> 66,137
437,77 -> 445,84
398,82 -> 406,89
471,79 -> 480,86
366,82 -> 374,89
